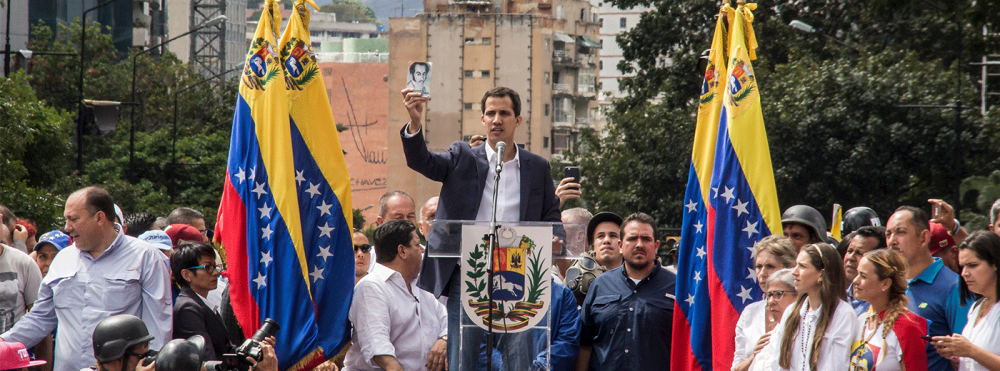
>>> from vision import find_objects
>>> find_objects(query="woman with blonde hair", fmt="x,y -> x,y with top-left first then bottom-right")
850,249 -> 928,371
733,235 -> 797,371
768,243 -> 857,371
932,230 -> 1000,371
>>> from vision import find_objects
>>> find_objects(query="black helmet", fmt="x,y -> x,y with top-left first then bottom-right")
842,207 -> 881,236
93,315 -> 154,362
155,336 -> 205,371
781,205 -> 827,243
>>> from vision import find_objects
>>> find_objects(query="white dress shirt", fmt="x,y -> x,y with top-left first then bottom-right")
344,263 -> 448,371
733,300 -> 768,370
770,300 -> 858,371
475,141 -> 521,222
959,300 -> 1000,371
1,226 -> 173,371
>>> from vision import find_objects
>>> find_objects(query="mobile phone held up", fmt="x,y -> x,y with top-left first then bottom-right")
564,166 -> 580,189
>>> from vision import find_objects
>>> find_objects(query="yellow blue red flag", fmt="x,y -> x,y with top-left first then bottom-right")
704,4 -> 782,371
215,0 -> 354,369
672,5 -> 732,371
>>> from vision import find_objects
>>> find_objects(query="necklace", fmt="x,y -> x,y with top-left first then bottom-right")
799,309 -> 814,371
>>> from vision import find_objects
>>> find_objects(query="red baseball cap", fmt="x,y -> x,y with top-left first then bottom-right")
164,224 -> 206,248
928,222 -> 956,256
0,341 -> 47,370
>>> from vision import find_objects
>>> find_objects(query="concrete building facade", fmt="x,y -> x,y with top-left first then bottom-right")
591,1 -> 649,131
386,0 -> 599,209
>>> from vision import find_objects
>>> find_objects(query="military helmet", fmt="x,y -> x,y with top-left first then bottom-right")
842,207 -> 881,237
93,315 -> 154,362
781,205 -> 827,243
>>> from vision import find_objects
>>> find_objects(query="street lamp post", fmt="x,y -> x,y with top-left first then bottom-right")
130,14 -> 226,182
77,0 -> 128,173
169,62 -> 243,201
789,20 -> 858,51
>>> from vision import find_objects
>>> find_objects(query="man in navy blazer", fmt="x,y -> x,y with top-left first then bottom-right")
400,86 -> 561,369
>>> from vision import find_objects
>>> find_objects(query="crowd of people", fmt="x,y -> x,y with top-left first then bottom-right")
1,85 -> 1000,371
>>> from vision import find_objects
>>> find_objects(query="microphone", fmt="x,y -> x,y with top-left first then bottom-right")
495,141 -> 506,173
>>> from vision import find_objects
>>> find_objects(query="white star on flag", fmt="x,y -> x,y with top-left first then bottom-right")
260,250 -> 273,267
747,245 -> 757,259
318,222 -> 334,238
720,186 -> 736,204
258,204 -> 272,220
732,199 -> 749,217
696,246 -> 707,259
295,169 -> 306,186
747,267 -> 757,281
742,220 -> 759,238
248,167 -> 256,181
310,265 -> 325,282
253,272 -> 267,288
685,200 -> 698,213
234,168 -> 246,184
737,285 -> 754,303
317,245 -> 333,260
693,270 -> 702,285
685,293 -> 696,306
305,182 -> 322,198
694,221 -> 704,234
261,224 -> 274,241
252,182 -> 267,198
317,200 -> 332,216
711,187 -> 718,198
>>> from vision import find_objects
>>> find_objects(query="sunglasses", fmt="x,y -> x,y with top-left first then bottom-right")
354,244 -> 372,253
186,262 -> 225,273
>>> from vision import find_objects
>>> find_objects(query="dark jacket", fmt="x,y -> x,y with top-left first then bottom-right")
174,287 -> 234,361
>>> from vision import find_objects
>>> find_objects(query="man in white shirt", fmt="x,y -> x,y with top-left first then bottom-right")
0,186 -> 172,371
344,220 -> 447,371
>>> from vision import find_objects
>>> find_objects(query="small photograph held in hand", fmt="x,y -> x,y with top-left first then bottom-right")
407,61 -> 432,97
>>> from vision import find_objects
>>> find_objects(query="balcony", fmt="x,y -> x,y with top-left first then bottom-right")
553,113 -> 573,127
575,117 -> 590,127
553,50 -> 575,66
576,84 -> 596,98
553,83 -> 572,95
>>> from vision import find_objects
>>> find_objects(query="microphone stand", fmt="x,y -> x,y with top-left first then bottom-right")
484,142 -> 505,371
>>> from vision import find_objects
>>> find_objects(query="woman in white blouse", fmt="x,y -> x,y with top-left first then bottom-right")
773,243 -> 858,371
733,236 -> 797,371
932,231 -> 1000,371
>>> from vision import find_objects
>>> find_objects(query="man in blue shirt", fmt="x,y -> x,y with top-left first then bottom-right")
578,212 -> 675,371
887,206 -> 969,371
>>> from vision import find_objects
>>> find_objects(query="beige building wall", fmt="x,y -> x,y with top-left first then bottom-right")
165,0 -> 191,61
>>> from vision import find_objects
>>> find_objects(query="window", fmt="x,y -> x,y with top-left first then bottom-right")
599,61 -> 603,70
543,136 -> 549,148
464,103 -> 473,110
544,104 -> 550,116
481,70 -> 490,78
370,33 -> 379,38
599,18 -> 603,27
553,71 -> 560,83
580,9 -> 585,20
482,37 -> 491,45
465,70 -> 474,78
620,17 -> 626,28
465,38 -> 475,44
600,39 -> 603,48
544,72 -> 550,84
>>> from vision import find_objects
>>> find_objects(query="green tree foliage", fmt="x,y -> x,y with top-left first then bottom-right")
0,72 -> 75,230
319,0 -> 379,24
1,20 -> 238,230
570,0 -> 1000,226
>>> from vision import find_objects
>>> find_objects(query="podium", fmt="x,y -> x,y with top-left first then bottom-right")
426,220 -> 586,371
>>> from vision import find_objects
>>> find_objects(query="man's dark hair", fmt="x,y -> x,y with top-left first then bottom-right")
894,206 -> 930,232
854,226 -> 887,250
76,186 -> 116,222
171,241 -> 217,288
409,62 -> 428,76
373,219 -> 416,264
480,87 -> 521,117
124,212 -> 158,237
168,207 -> 205,226
378,190 -> 414,219
621,212 -> 658,242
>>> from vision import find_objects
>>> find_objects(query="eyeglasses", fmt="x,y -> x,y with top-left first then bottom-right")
186,262 -> 225,273
354,244 -> 372,253
763,289 -> 796,300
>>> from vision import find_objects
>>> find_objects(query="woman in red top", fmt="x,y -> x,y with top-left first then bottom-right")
850,249 -> 929,371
